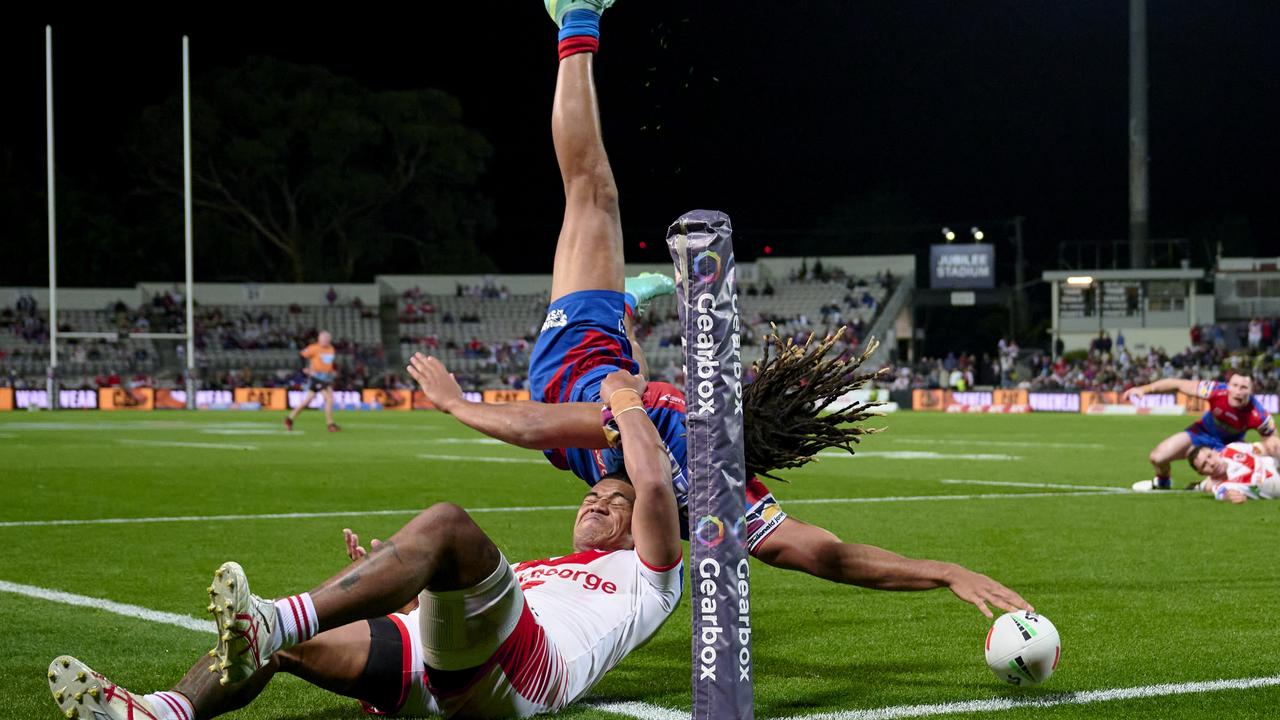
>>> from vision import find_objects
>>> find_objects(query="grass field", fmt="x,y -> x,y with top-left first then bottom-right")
2,409 -> 1278,720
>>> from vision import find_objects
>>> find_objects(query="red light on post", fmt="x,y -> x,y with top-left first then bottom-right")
638,241 -> 647,249
763,245 -> 773,255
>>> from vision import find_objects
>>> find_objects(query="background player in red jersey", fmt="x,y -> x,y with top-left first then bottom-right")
1126,373 -> 1278,491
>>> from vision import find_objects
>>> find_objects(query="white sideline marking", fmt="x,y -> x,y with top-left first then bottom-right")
0,580 -> 209,633
780,490 -> 1121,506
887,438 -> 1105,450
417,453 -> 546,464
771,675 -> 1280,720
200,429 -> 300,436
0,491 -> 1126,529
6,577 -> 1275,720
0,504 -> 581,528
118,439 -> 258,451
428,438 -> 509,445
941,479 -> 1127,493
0,420 -> 429,432
821,451 -> 1020,462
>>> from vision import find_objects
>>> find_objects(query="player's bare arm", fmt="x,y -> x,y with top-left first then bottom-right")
600,369 -> 681,569
1123,378 -> 1199,402
408,352 -> 608,450
753,519 -> 1032,619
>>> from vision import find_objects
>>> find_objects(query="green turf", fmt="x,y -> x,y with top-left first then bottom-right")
2,410 -> 1277,719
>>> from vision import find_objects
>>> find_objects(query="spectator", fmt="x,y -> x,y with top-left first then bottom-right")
1248,317 -> 1263,350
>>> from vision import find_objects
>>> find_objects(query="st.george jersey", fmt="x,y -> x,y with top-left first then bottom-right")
1206,442 -> 1280,501
391,549 -> 682,718
1193,381 -> 1275,443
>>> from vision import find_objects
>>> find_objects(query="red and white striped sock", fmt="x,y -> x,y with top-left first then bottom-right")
144,691 -> 194,720
273,593 -> 318,649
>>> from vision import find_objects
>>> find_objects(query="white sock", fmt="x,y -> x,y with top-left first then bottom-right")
145,691 -> 194,720
273,593 -> 318,649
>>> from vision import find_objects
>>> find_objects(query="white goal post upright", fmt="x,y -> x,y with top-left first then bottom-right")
45,26 -> 58,407
183,35 -> 196,409
39,31 -> 198,410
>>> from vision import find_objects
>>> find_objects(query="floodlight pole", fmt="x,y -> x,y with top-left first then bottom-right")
1129,0 -> 1150,269
45,26 -> 58,410
183,36 -> 196,408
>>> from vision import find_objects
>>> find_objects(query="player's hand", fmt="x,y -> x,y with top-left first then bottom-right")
943,566 -> 1033,619
1225,490 -> 1248,505
1122,386 -> 1146,403
343,529 -> 420,613
600,369 -> 646,408
407,353 -> 464,413
343,528 -> 381,562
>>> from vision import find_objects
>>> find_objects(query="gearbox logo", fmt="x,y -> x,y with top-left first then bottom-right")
694,515 -> 725,548
693,251 -> 721,283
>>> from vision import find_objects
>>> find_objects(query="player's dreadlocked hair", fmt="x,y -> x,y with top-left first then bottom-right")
743,326 -> 887,482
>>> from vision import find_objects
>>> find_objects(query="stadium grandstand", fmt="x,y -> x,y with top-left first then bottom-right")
5,258 -> 1278,406
0,255 -> 906,405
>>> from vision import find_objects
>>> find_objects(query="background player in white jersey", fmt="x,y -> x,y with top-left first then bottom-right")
47,368 -> 682,720
1186,442 -> 1280,503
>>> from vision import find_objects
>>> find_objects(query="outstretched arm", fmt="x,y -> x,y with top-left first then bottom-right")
407,353 -> 608,450
754,518 -> 1032,619
1123,378 -> 1200,402
600,370 -> 681,569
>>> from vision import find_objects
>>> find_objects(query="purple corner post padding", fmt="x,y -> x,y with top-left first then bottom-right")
666,210 -> 753,720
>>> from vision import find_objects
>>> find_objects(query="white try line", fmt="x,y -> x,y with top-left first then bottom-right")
417,453 -> 547,464
769,675 -> 1280,720
0,490 -> 1126,529
5,578 -> 1275,720
886,438 -> 1106,450
940,479 -> 1128,493
118,439 -> 259,451
0,580 -> 209,633
591,701 -> 687,720
821,451 -> 1021,462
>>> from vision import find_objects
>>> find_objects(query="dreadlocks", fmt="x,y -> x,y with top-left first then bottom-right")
743,325 -> 887,482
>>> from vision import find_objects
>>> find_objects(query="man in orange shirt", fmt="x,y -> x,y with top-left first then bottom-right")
286,330 -> 340,432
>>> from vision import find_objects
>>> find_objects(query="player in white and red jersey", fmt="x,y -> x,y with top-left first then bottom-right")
1127,373 -> 1279,492
47,367 -> 682,720
1187,442 -> 1280,503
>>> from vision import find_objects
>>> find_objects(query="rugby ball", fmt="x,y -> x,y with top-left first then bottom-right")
984,611 -> 1060,686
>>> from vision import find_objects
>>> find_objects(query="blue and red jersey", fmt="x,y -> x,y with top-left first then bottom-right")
1186,381 -> 1275,448
547,381 -> 690,512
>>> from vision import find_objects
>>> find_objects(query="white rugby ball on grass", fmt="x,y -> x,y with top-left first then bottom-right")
984,611 -> 1060,686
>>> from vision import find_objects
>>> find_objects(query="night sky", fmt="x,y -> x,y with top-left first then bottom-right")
4,1 -> 1277,282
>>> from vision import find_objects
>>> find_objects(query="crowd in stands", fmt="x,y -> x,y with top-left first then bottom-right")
902,318 -> 1280,394
3,270 -> 901,394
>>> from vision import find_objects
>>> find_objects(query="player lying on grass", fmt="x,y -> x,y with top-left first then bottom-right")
1126,374 -> 1277,492
48,368 -> 683,720
406,0 -> 1031,621
1185,442 -> 1280,503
